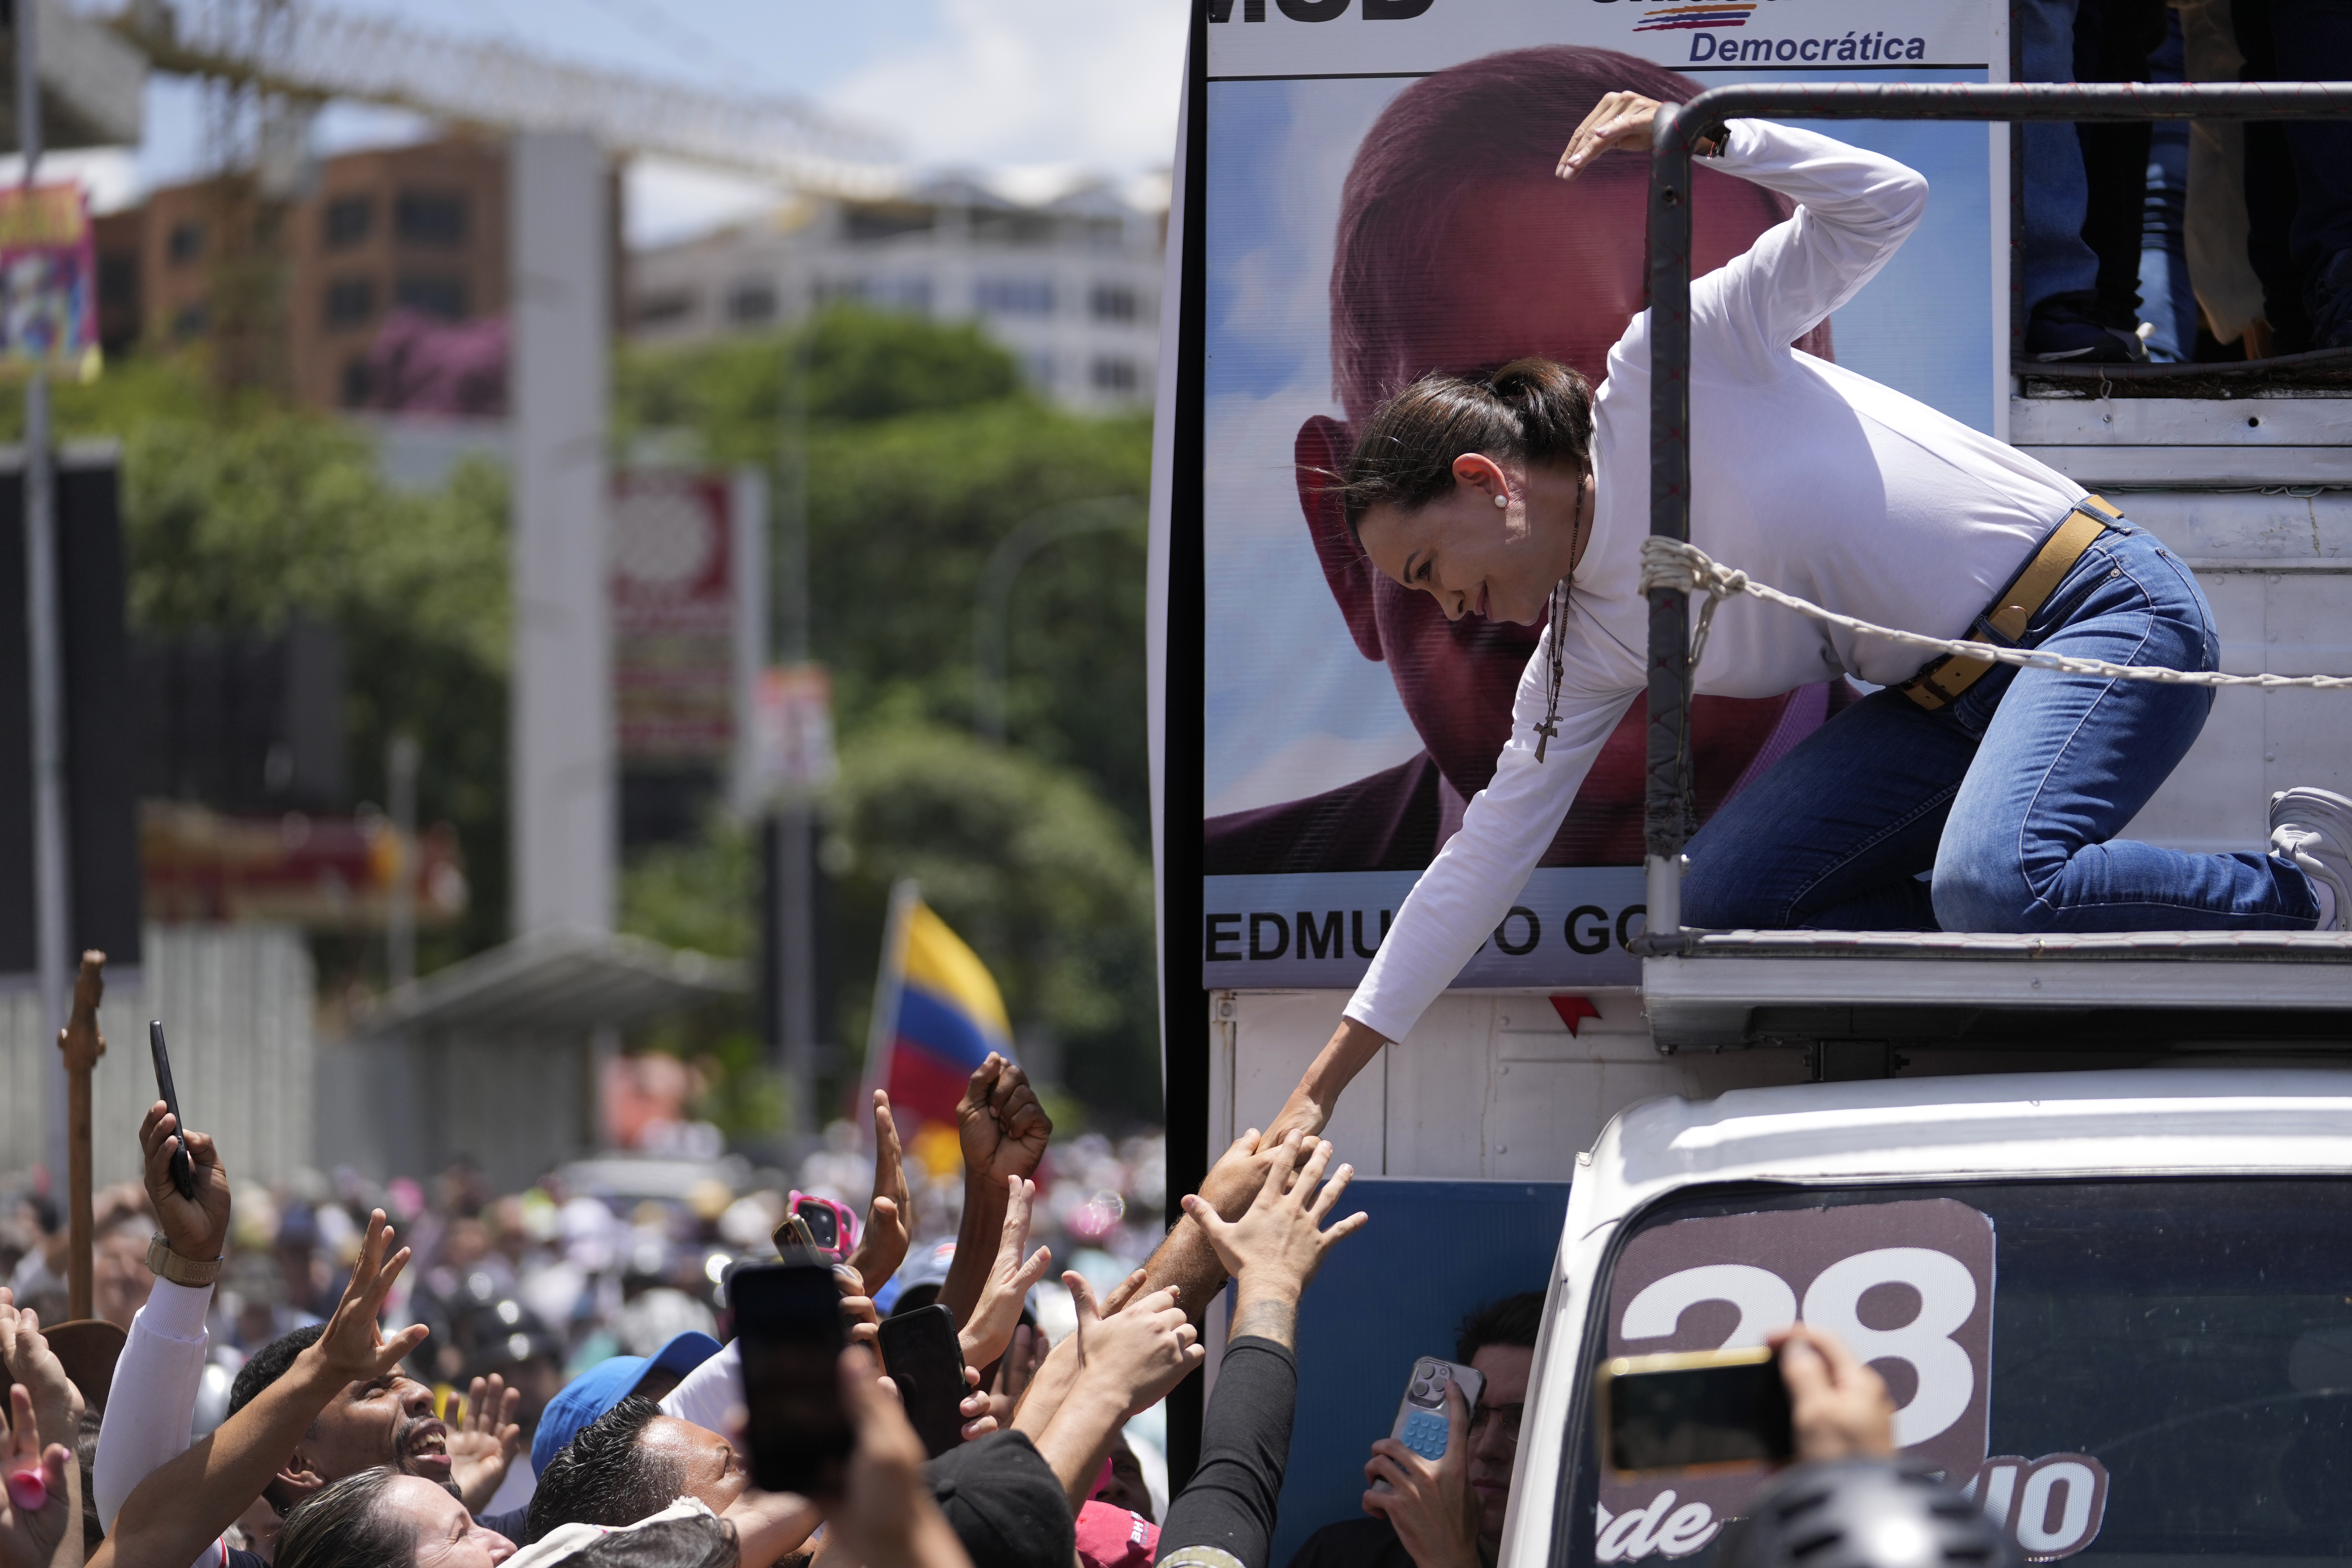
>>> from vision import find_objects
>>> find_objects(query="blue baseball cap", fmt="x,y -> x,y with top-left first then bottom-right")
531,1330 -> 722,1475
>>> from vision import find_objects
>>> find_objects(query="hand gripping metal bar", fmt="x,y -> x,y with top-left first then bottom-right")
1637,81 -> 2352,956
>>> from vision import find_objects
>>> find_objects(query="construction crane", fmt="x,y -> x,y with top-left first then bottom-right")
109,0 -> 904,201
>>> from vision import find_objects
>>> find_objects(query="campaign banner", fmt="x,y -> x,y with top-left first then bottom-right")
1194,0 -> 1999,989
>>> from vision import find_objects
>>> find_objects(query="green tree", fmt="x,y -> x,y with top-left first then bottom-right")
826,723 -> 1160,1125
0,358 -> 515,968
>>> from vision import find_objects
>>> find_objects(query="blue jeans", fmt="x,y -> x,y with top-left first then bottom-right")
1681,519 -> 2321,932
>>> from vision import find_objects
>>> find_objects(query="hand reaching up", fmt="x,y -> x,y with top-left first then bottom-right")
959,1177 -> 1054,1371
1067,1275 -> 1203,1419
847,1092 -> 913,1293
0,1384 -> 74,1568
957,1055 -> 1052,1184
833,1348 -> 976,1568
1771,1323 -> 1895,1461
140,1099 -> 232,1266
0,1293 -> 81,1464
305,1211 -> 430,1387
447,1372 -> 524,1514
1179,1133 -> 1365,1349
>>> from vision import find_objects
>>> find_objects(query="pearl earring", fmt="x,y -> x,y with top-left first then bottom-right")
1494,493 -> 1509,509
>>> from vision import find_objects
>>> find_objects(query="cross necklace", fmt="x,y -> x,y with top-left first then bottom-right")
1533,473 -> 1596,763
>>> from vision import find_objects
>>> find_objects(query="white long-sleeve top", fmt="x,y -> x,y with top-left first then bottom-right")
95,1279 -> 232,1568
95,1277 -> 730,1555
1344,119 -> 2087,1044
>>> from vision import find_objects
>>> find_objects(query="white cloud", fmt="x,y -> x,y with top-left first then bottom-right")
825,0 -> 1188,176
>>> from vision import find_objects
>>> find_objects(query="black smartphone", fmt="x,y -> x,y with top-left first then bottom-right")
773,1211 -> 820,1260
1596,1347 -> 1795,1474
733,1261 -> 854,1496
877,1304 -> 968,1459
794,1196 -> 841,1253
148,1021 -> 196,1200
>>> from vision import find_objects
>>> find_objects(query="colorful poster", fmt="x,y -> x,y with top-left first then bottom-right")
0,183 -> 100,380
1195,0 -> 2001,988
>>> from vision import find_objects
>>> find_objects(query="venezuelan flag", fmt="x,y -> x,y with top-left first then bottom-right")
865,886 -> 1014,1131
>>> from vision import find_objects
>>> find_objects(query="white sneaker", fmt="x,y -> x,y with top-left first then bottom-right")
2270,787 -> 2352,931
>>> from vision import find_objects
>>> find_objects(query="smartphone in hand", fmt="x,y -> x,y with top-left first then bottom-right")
148,1021 -> 196,1199
1596,1346 -> 1794,1475
733,1261 -> 856,1496
1372,1357 -> 1486,1491
877,1303 -> 968,1458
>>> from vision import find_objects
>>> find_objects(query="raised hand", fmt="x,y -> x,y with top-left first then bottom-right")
1555,90 -> 1666,181
139,1099 -> 232,1266
835,1263 -> 883,1349
446,1372 -> 524,1514
1771,1322 -> 1895,1461
1181,1134 -> 1366,1295
0,1294 -> 83,1474
308,1211 -> 429,1387
1363,1378 -> 1482,1568
958,1176 -> 1053,1371
830,1346 -> 973,1568
0,1383 -> 75,1568
1067,1274 -> 1203,1419
847,1091 -> 913,1293
957,1055 -> 1052,1184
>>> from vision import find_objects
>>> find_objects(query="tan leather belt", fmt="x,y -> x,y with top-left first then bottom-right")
1897,493 -> 2125,711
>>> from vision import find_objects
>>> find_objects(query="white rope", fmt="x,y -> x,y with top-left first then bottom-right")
1638,535 -> 2352,691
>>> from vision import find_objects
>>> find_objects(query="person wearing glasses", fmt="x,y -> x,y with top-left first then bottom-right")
1288,1294 -> 1543,1568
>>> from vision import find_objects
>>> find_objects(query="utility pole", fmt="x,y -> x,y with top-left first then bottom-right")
18,0 -> 75,1191
770,323 -> 818,1139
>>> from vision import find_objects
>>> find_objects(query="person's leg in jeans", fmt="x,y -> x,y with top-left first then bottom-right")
1932,530 -> 2320,930
2272,0 -> 2352,346
1680,691 -> 1981,932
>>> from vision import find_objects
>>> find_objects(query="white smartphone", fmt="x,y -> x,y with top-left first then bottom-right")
1374,1357 -> 1486,1488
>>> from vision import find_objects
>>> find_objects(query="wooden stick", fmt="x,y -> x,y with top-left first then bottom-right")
57,950 -> 106,1323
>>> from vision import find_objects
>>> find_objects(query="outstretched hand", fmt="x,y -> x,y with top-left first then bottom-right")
448,1372 -> 524,1514
1555,90 -> 1666,181
1180,1132 -> 1366,1297
306,1210 -> 429,1387
140,1099 -> 232,1265
848,1091 -> 913,1293
957,1055 -> 1052,1184
959,1177 -> 1054,1372
1067,1274 -> 1203,1419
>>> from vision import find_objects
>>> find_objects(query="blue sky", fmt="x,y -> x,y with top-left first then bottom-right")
37,0 -> 1190,243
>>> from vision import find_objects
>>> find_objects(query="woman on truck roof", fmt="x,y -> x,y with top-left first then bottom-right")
1269,93 -> 2352,1142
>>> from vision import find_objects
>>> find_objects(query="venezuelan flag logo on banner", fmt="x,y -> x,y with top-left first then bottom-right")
863,883 -> 1013,1132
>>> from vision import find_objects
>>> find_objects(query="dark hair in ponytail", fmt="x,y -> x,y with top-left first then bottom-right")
1338,357 -> 1594,534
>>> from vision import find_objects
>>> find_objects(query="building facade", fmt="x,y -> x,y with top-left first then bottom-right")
628,176 -> 1166,413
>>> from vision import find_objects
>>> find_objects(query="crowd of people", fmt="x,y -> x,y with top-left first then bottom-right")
0,1052 -> 2007,1568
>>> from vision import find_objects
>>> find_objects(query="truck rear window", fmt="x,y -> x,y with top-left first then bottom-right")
1557,1179 -> 2352,1568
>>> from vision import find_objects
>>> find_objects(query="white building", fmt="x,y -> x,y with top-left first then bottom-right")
627,175 -> 1167,414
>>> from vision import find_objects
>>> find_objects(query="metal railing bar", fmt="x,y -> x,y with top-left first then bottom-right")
1638,81 -> 2352,956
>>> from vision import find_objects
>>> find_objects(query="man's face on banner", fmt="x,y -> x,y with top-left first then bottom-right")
1298,162 -> 1810,802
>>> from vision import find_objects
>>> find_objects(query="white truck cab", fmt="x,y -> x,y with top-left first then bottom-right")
1498,1066 -> 2352,1568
